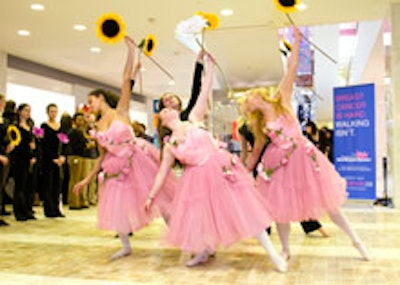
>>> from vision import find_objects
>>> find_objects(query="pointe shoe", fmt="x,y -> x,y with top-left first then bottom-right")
280,251 -> 290,261
353,242 -> 370,261
270,254 -> 287,273
110,248 -> 131,260
186,252 -> 209,267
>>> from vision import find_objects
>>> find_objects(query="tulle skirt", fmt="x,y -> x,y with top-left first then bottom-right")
256,137 -> 347,223
164,151 -> 272,253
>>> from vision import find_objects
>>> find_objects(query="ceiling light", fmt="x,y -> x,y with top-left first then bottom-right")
74,24 -> 87,31
295,3 -> 307,11
30,3 -> 45,11
221,9 -> 233,16
17,30 -> 30,36
168,80 -> 175,86
140,67 -> 146,72
90,47 -> 101,53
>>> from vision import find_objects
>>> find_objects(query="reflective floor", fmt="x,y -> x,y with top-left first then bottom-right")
0,201 -> 398,285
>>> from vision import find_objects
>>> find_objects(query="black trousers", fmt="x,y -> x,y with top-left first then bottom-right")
13,159 -> 31,219
42,162 -> 61,217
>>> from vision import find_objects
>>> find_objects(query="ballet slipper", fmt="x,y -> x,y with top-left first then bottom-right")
186,252 -> 209,267
110,248 -> 131,260
270,254 -> 287,273
353,242 -> 370,261
280,251 -> 290,261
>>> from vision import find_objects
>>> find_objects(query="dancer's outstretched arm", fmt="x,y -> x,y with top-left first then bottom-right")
73,146 -> 105,193
246,133 -> 267,172
181,50 -> 205,120
188,54 -> 215,123
145,145 -> 175,211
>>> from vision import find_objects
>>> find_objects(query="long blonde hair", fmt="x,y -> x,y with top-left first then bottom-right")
241,87 -> 289,129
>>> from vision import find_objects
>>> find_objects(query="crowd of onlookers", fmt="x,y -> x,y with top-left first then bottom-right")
303,120 -> 334,163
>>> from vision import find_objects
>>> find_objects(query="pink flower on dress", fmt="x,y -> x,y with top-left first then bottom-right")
32,127 -> 44,138
305,141 -> 315,155
218,141 -> 228,149
231,154 -> 238,165
98,172 -> 105,184
281,157 -> 288,165
57,132 -> 69,144
88,129 -> 97,139
122,167 -> 130,175
163,135 -> 170,144
222,166 -> 236,182
268,131 -> 278,141
257,163 -> 271,182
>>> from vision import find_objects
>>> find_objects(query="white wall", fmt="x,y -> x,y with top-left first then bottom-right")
6,83 -> 75,126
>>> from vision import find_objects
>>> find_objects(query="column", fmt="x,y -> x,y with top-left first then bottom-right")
388,3 -> 400,207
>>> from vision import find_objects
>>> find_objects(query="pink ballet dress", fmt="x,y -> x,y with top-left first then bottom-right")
164,126 -> 273,254
91,120 -> 176,234
256,114 -> 347,223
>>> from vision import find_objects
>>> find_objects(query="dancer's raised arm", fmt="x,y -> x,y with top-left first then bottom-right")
117,36 -> 136,120
276,28 -> 301,106
188,54 -> 215,123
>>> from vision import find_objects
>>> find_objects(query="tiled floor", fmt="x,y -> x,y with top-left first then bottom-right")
0,201 -> 398,285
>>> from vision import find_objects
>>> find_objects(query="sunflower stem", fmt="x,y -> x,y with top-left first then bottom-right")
194,38 -> 232,97
138,50 -> 143,95
285,14 -> 337,64
132,42 -> 174,81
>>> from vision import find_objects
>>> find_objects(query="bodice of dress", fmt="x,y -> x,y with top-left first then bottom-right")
91,120 -> 139,179
167,127 -> 218,166
264,114 -> 303,142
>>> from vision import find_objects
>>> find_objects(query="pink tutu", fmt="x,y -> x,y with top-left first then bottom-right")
164,127 -> 272,253
256,115 -> 347,223
93,120 -> 176,234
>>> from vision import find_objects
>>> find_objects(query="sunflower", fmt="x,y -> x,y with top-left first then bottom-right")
7,125 -> 21,146
195,11 -> 220,30
139,34 -> 157,57
96,12 -> 126,44
273,0 -> 299,14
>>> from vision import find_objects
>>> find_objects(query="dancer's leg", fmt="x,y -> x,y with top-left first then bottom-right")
328,209 -> 370,260
255,231 -> 287,272
111,232 -> 132,260
276,223 -> 291,260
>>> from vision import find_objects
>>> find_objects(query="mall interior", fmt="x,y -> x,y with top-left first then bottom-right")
0,1 -> 400,284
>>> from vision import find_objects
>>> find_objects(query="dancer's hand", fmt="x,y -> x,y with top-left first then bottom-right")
144,197 -> 154,212
196,49 -> 206,63
73,180 -> 87,194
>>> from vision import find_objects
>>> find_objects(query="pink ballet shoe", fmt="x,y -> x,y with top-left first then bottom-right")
280,251 -> 290,261
110,248 -> 131,260
186,252 -> 209,267
353,242 -> 370,261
